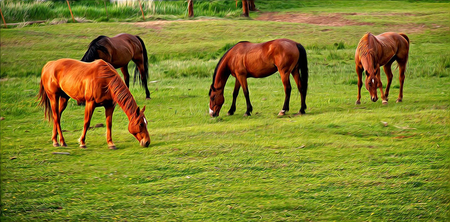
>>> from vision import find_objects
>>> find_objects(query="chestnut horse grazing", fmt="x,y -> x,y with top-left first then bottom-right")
81,33 -> 151,99
209,38 -> 308,117
38,59 -> 150,149
355,32 -> 409,104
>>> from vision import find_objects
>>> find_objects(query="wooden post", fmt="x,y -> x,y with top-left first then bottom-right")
66,0 -> 75,23
139,0 -> 145,21
104,0 -> 109,19
242,0 -> 249,17
188,0 -> 194,18
0,8 -> 7,28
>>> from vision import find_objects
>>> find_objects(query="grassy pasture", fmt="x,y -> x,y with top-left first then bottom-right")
1,1 -> 450,221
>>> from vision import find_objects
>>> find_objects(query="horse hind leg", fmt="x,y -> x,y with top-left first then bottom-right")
278,70 -> 292,116
397,61 -> 407,103
134,59 -> 151,99
57,96 -> 69,147
49,94 -> 66,147
292,69 -> 306,115
120,66 -> 130,88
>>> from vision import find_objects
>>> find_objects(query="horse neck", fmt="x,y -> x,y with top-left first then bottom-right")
212,58 -> 230,90
108,76 -> 138,121
359,34 -> 378,71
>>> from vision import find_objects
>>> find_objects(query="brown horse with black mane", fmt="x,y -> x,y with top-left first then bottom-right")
38,59 -> 150,149
355,32 -> 410,105
81,33 -> 151,99
209,38 -> 308,117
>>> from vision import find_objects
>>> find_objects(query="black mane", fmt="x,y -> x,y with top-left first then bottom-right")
210,41 -> 249,95
81,35 -> 109,62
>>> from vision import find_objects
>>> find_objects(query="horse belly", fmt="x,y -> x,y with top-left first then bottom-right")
246,62 -> 278,78
250,66 -> 277,77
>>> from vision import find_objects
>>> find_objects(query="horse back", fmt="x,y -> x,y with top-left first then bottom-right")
230,39 -> 299,77
42,59 -> 116,102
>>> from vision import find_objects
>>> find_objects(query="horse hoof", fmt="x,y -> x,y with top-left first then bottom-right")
382,100 -> 388,105
53,143 -> 60,147
108,145 -> 117,150
355,100 -> 361,105
61,143 -> 68,147
294,112 -> 303,117
227,112 -> 234,116
396,99 -> 402,103
80,145 -> 87,149
278,111 -> 286,116
243,113 -> 251,117
145,97 -> 151,100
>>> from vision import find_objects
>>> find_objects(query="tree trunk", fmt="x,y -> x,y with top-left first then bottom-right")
188,0 -> 194,17
248,0 -> 258,11
242,0 -> 249,17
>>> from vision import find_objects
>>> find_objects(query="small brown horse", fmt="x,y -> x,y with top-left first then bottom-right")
355,32 -> 410,104
38,59 -> 150,149
209,38 -> 308,117
81,33 -> 151,99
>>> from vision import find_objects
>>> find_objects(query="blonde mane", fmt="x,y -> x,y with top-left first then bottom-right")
98,62 -> 138,117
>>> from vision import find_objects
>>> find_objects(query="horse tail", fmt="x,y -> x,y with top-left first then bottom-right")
296,43 -> 308,96
399,33 -> 410,45
134,35 -> 149,87
38,79 -> 52,122
81,35 -> 109,62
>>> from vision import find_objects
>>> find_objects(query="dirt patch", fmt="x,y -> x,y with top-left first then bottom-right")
255,12 -> 373,26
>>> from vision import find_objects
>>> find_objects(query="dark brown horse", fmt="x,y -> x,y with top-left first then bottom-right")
81,33 -> 151,99
355,32 -> 410,104
38,59 -> 150,149
209,38 -> 308,117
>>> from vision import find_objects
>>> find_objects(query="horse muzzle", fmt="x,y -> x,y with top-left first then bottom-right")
209,108 -> 217,117
371,96 -> 378,102
140,139 -> 150,147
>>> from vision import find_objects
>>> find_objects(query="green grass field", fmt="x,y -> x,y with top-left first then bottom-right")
1,0 -> 449,221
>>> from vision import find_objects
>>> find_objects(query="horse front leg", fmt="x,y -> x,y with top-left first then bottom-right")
279,71 -> 292,116
79,101 -> 95,148
376,69 -> 388,105
383,62 -> 394,102
121,65 -> 130,88
105,105 -> 116,149
355,65 -> 363,105
237,75 -> 252,116
227,80 -> 241,116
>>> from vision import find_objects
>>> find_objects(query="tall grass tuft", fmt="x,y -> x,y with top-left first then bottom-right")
0,0 -> 242,23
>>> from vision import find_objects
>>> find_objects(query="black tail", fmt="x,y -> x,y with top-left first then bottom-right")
81,35 -> 109,62
297,43 -> 308,97
134,36 -> 149,87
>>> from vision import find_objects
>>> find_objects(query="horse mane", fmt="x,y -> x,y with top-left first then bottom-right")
81,35 -> 109,62
210,41 -> 249,94
357,33 -> 377,59
99,62 -> 138,117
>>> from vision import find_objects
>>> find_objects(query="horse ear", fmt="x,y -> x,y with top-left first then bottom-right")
141,106 -> 146,113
